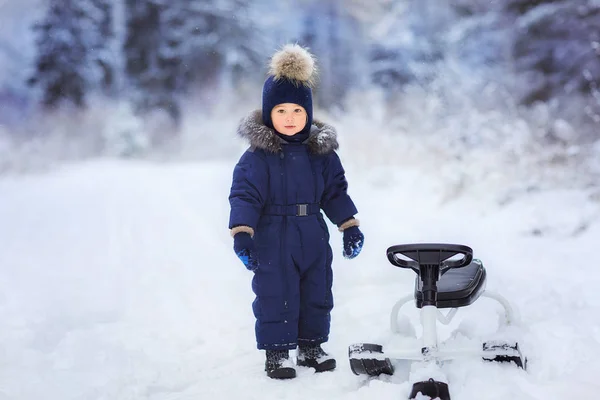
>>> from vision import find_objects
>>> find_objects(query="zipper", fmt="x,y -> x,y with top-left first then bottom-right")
308,151 -> 319,209
279,150 -> 290,314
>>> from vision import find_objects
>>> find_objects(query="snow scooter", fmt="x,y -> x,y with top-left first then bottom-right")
348,243 -> 526,400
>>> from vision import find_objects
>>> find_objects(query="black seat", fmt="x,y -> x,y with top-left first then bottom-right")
415,260 -> 486,309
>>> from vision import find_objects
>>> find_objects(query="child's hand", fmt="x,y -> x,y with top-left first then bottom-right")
233,232 -> 259,271
342,226 -> 364,259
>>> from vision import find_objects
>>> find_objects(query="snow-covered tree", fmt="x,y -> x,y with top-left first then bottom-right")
507,0 -> 600,141
299,0 -> 365,110
89,0 -> 116,94
28,0 -> 115,108
366,0 -> 454,93
368,0 -> 416,91
123,0 -> 179,121
510,1 -> 600,103
29,1 -> 89,108
184,0 -> 267,94
123,0 -> 266,122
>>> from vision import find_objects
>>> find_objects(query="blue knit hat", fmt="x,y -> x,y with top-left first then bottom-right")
262,44 -> 317,132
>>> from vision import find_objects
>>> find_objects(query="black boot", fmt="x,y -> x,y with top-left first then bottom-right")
297,344 -> 336,372
265,349 -> 296,379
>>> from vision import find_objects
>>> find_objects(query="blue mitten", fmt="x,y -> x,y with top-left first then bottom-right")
233,232 -> 258,271
343,226 -> 364,259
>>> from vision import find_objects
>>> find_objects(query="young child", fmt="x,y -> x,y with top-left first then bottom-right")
228,44 -> 364,379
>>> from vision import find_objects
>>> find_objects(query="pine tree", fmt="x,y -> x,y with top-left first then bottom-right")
365,0 -> 453,94
508,0 -> 600,104
123,0 -> 177,119
89,0 -> 116,94
29,0 -> 90,108
506,0 -> 600,141
122,0 -> 266,122
184,0 -> 265,92
29,0 -> 116,109
300,0 -> 363,110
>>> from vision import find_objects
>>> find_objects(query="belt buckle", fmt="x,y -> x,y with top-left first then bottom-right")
297,204 -> 308,217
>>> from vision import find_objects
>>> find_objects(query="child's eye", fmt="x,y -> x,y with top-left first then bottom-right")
294,109 -> 303,113
277,109 -> 285,113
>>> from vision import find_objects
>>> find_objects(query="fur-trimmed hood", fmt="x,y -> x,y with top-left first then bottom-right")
237,110 -> 339,155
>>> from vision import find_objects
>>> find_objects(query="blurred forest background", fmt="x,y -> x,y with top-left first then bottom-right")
0,0 -> 599,190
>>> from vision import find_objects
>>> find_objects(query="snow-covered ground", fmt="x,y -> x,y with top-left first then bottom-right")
0,147 -> 598,399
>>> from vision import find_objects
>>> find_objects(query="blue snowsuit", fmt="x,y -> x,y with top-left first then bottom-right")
229,110 -> 358,350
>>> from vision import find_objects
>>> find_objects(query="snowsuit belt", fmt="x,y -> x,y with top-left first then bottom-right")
263,203 -> 321,217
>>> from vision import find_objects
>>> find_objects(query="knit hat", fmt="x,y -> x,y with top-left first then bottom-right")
262,44 -> 317,134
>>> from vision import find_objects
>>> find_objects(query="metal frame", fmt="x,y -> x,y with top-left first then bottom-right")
387,290 -> 519,362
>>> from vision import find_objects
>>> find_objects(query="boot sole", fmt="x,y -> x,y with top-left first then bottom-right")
267,367 -> 297,379
297,358 -> 337,372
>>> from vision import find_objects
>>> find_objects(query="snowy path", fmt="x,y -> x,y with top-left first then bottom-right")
0,159 -> 598,399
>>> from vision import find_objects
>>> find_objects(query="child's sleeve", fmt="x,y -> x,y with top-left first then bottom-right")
228,150 -> 268,231
320,151 -> 358,226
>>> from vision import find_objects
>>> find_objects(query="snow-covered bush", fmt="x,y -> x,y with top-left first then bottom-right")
100,101 -> 148,158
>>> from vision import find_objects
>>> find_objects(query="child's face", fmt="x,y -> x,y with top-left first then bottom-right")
270,103 -> 307,136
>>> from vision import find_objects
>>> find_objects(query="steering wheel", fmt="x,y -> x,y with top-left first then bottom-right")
386,243 -> 473,275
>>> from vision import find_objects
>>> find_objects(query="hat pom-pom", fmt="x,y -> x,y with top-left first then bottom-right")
269,44 -> 317,87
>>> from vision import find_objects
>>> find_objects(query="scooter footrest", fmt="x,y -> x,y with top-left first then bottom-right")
482,341 -> 527,369
348,343 -> 394,376
349,357 -> 394,376
348,343 -> 384,355
409,379 -> 451,400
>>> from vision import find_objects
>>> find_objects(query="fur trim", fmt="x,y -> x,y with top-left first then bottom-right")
269,44 -> 317,87
338,218 -> 359,232
230,225 -> 255,238
237,110 -> 339,155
